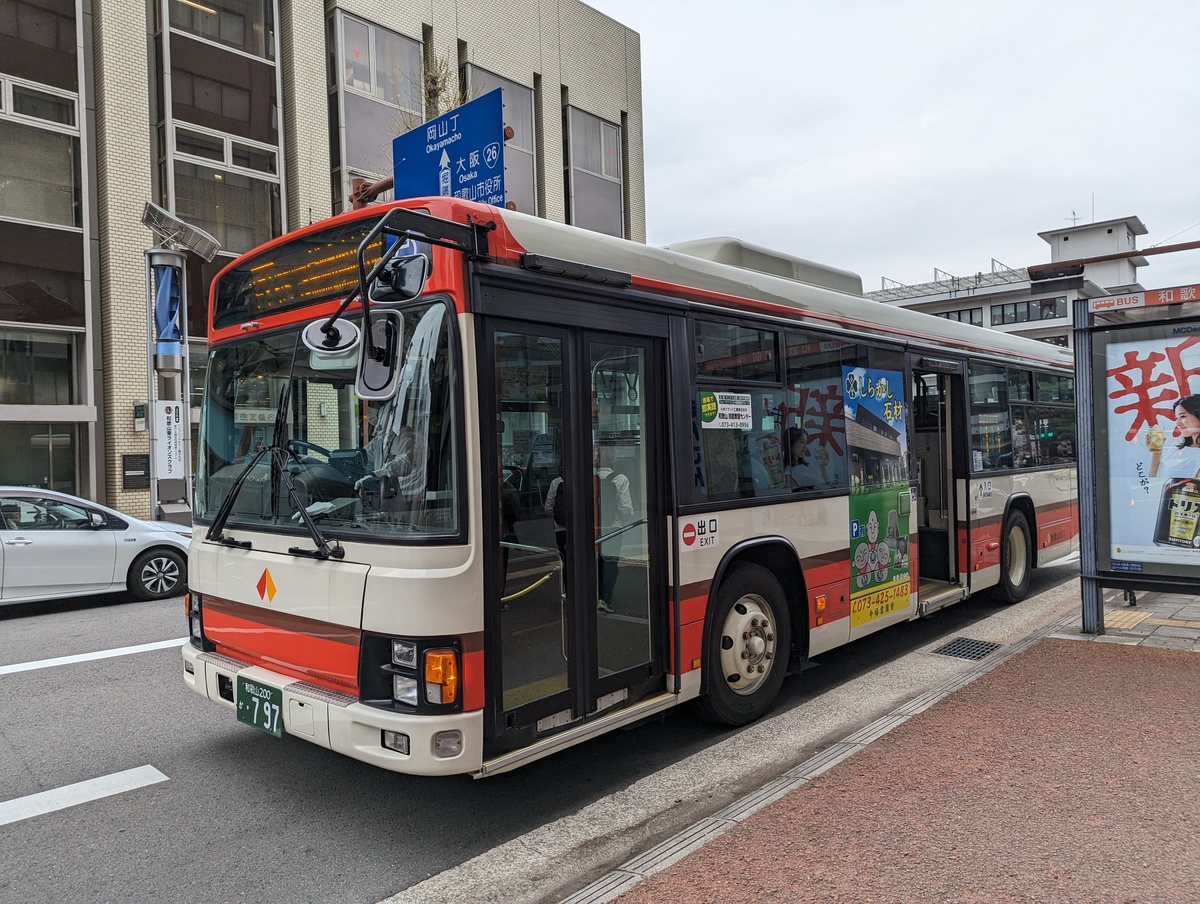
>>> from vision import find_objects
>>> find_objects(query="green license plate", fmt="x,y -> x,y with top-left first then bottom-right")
236,675 -> 283,738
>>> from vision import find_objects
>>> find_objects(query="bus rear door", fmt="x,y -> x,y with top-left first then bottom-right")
910,356 -> 969,613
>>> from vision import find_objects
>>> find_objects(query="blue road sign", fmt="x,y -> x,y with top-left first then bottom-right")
392,88 -> 505,206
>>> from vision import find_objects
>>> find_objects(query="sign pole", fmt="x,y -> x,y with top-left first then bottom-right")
145,247 -> 192,524
1073,294 -> 1103,633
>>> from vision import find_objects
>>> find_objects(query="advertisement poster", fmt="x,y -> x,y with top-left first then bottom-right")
1104,331 -> 1200,571
844,366 -> 911,627
155,401 -> 185,479
698,391 -> 753,429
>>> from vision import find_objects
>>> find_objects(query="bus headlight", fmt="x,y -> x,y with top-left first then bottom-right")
424,649 -> 459,704
186,591 -> 212,650
391,639 -> 417,668
392,674 -> 419,706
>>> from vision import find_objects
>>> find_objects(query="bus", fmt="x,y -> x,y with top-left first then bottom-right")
182,198 -> 1077,777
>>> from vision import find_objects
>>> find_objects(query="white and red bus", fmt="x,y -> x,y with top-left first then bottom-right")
182,198 -> 1077,776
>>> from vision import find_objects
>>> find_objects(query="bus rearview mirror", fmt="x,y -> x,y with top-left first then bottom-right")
369,254 -> 428,303
355,311 -> 404,401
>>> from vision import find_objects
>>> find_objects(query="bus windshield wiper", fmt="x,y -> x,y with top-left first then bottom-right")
277,448 -> 345,560
206,383 -> 344,561
205,445 -> 267,548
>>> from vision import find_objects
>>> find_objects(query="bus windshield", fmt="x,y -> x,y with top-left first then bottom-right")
195,300 -> 460,539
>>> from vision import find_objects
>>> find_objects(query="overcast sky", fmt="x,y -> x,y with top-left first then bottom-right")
586,0 -> 1200,293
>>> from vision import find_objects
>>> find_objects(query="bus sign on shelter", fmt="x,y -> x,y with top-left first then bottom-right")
392,88 -> 505,206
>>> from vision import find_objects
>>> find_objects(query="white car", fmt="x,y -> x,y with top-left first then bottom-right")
0,487 -> 191,605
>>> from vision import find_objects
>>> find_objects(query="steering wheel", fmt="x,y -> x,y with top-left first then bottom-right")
286,439 -> 333,461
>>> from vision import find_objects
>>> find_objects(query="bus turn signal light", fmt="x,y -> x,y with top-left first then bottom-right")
424,650 -> 459,705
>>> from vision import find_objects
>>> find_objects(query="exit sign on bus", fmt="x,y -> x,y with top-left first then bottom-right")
680,515 -> 719,550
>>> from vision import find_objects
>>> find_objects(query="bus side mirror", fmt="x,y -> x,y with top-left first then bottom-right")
355,310 -> 405,401
369,254 -> 428,303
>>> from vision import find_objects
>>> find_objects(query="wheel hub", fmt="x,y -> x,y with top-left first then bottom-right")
719,596 -> 778,696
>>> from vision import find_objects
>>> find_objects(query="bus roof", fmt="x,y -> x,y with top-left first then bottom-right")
487,203 -> 1074,372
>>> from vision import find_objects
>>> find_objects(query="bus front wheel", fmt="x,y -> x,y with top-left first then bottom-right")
698,564 -> 791,726
1000,510 -> 1032,603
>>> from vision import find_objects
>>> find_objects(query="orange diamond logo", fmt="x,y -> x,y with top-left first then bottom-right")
256,568 -> 277,602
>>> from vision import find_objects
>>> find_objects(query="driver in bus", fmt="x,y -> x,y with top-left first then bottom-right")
356,421 -> 424,506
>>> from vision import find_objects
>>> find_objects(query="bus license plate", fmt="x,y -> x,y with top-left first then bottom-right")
236,675 -> 283,738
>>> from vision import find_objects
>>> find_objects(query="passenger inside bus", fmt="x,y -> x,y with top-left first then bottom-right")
784,426 -> 820,491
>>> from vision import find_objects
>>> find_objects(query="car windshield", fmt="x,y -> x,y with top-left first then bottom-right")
194,300 -> 460,539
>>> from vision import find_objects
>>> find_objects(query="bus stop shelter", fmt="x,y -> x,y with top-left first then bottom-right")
1074,280 -> 1200,632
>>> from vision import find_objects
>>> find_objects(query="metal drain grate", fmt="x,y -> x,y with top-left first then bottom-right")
931,637 -> 1002,660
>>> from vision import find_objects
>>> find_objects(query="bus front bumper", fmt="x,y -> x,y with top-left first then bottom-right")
181,643 -> 483,776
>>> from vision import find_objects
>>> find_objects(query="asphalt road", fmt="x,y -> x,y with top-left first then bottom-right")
0,560 -> 1079,904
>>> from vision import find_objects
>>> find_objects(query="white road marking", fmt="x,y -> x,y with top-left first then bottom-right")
0,638 -> 188,676
0,765 -> 169,827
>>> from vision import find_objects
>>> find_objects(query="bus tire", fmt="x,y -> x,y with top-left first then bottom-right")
697,564 -> 791,726
999,510 -> 1032,604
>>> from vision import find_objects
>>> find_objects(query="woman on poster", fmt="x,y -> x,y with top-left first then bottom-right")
1147,395 -> 1200,479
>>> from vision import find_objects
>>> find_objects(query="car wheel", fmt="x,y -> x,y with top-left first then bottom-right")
696,564 -> 791,726
129,548 -> 186,601
999,510 -> 1032,604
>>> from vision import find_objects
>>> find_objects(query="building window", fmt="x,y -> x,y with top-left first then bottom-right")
0,220 -> 85,328
168,0 -> 275,61
0,422 -> 77,492
176,124 -> 277,175
157,2 -> 284,338
0,328 -> 77,404
339,16 -> 420,111
0,118 -> 80,228
991,297 -> 1067,326
934,307 -> 983,326
566,106 -> 623,238
330,12 -> 421,207
465,67 -> 536,216
170,32 -> 278,146
1,76 -> 81,231
0,1 -> 78,91
11,83 -> 75,126
173,160 -> 280,256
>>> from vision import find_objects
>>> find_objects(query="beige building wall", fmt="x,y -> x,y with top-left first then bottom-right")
279,0 -> 334,231
92,0 -> 157,517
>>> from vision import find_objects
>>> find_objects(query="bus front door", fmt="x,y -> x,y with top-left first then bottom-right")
486,324 -> 665,758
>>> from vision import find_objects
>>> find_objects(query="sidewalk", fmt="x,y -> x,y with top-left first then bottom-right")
568,590 -> 1200,903
1089,588 -> 1200,652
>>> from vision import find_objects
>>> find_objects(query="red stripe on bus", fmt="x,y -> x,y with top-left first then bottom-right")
968,501 -> 1079,571
204,604 -> 360,694
462,647 -> 484,711
671,594 -> 708,673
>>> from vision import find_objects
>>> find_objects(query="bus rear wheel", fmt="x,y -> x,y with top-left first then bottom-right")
698,564 -> 791,726
1000,510 -> 1032,603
